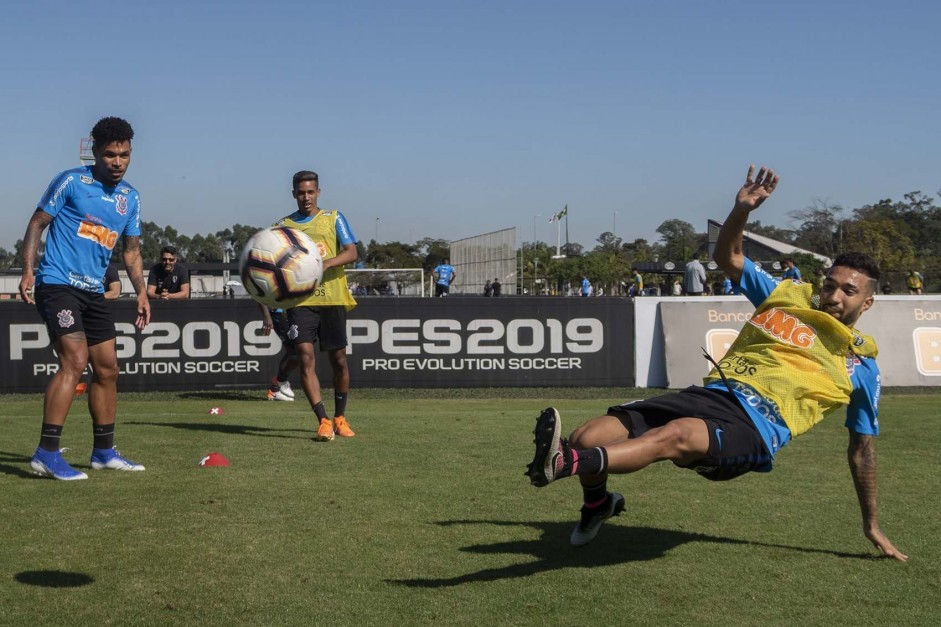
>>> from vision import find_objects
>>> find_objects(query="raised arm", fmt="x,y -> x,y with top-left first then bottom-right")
713,165 -> 779,283
847,431 -> 907,561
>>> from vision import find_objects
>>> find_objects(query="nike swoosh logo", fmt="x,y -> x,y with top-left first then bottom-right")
715,428 -> 724,451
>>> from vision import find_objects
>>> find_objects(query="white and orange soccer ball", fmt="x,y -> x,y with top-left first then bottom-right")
239,227 -> 323,308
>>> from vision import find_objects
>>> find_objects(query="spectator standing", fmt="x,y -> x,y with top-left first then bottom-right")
782,257 -> 802,281
722,275 -> 734,295
631,270 -> 644,297
580,274 -> 592,297
684,256 -> 707,295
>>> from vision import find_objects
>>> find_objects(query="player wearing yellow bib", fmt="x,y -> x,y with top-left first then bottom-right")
525,165 -> 906,561
277,170 -> 359,441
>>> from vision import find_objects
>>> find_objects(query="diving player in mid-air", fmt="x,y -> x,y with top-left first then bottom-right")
526,165 -> 906,561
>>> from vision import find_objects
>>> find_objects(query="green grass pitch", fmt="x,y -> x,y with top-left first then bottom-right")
1,388 -> 939,626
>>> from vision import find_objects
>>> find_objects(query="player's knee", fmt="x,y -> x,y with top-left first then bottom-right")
569,418 -> 615,449
93,361 -> 119,384
59,352 -> 89,376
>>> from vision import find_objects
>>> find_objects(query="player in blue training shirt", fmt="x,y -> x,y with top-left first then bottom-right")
19,116 -> 151,481
433,259 -> 456,297
782,257 -> 802,281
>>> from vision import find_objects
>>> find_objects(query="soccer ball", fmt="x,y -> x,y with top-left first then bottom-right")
239,227 -> 323,308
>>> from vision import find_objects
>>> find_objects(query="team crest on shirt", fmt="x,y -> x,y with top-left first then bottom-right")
57,309 -> 75,329
845,354 -> 861,375
80,175 -> 94,184
115,194 -> 128,215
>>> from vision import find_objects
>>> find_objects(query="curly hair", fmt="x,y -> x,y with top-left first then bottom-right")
832,252 -> 881,282
91,117 -> 134,148
292,170 -> 319,190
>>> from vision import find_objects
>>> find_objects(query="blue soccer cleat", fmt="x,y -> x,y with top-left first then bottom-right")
90,447 -> 145,471
30,448 -> 88,481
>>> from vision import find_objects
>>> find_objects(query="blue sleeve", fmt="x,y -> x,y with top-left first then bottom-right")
736,257 -> 781,308
845,357 -> 880,435
335,211 -> 356,246
38,170 -> 75,217
123,191 -> 142,237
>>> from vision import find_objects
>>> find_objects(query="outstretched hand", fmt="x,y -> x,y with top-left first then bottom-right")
866,525 -> 908,562
735,165 -> 779,213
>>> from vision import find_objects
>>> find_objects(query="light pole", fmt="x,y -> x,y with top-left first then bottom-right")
613,210 -> 619,236
375,217 -> 379,242
533,214 -> 540,295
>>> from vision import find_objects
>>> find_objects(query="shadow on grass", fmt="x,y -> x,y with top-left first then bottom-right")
0,451 -> 37,479
125,421 -> 311,439
15,570 -> 94,588
391,519 -> 878,587
175,391 -> 268,402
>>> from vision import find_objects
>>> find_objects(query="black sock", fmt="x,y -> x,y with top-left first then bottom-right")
93,423 -> 115,450
39,423 -> 63,452
581,479 -> 609,507
312,401 -> 328,420
334,392 -> 348,417
573,447 -> 608,476
269,376 -> 281,393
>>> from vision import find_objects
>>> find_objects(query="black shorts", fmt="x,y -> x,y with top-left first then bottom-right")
286,306 -> 348,351
435,283 -> 450,296
608,386 -> 771,481
34,284 -> 116,346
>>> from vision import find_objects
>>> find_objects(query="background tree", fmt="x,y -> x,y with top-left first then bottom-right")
841,219 -> 915,273
416,237 -> 451,273
789,200 -> 844,258
363,241 -> 422,268
656,219 -> 700,263
745,220 -> 796,243
0,246 -> 16,269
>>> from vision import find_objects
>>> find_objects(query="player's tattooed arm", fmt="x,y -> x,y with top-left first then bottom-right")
122,236 -> 146,293
18,210 -> 53,303
847,431 -> 907,561
122,235 -> 151,328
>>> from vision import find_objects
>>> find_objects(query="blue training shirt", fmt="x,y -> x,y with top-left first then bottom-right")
434,264 -> 456,286
36,166 -> 141,293
705,258 -> 880,463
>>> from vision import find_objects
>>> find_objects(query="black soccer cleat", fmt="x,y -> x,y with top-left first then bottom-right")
526,407 -> 572,487
570,492 -> 626,546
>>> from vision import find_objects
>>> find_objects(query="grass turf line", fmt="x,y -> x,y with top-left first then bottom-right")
0,389 -> 938,626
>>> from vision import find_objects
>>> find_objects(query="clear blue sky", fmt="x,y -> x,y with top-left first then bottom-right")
2,0 -> 938,254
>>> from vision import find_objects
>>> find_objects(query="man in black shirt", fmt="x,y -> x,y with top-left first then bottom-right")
147,246 -> 190,299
